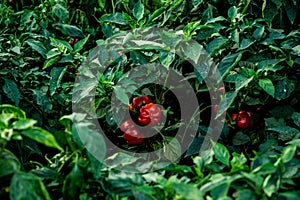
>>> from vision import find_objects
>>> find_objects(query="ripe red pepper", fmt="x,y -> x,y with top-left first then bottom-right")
231,110 -> 253,129
138,103 -> 162,126
120,119 -> 135,132
231,113 -> 238,121
120,119 -> 145,145
132,96 -> 152,110
213,104 -> 219,113
217,87 -> 225,93
123,128 -> 145,145
237,116 -> 251,129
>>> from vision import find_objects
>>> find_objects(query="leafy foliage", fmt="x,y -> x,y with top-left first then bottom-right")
1,0 -> 300,199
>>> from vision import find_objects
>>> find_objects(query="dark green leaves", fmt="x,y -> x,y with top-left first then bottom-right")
172,183 -> 203,200
13,119 -> 37,130
0,150 -> 20,177
258,78 -> 275,97
63,162 -> 84,200
218,53 -> 242,79
26,39 -> 47,58
267,126 -> 299,141
275,79 -> 295,100
163,137 -> 182,162
100,12 -> 128,25
283,0 -> 298,24
50,67 -> 67,96
3,79 -> 20,106
114,86 -> 129,105
52,3 -> 69,23
10,171 -> 51,200
0,104 -> 26,120
228,6 -> 237,20
52,23 -> 84,37
212,142 -> 230,167
21,127 -> 63,150
73,122 -> 106,162
133,0 -> 145,21
238,38 -> 255,51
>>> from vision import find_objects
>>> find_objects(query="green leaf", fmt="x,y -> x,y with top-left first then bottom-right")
159,51 -> 175,68
275,79 -> 295,100
148,5 -> 168,22
269,105 -> 294,119
52,3 -> 69,23
235,75 -> 253,91
172,183 -> 203,200
216,91 -> 237,118
130,40 -> 165,50
230,152 -> 247,173
218,53 -> 242,80
292,45 -> 300,56
11,46 -> 21,54
254,26 -> 265,40
50,37 -> 73,52
262,0 -> 278,24
3,79 -> 20,106
163,137 -> 182,162
50,67 -> 68,96
281,144 -> 297,163
63,162 -> 83,200
206,37 -> 228,55
264,117 -> 285,129
100,12 -> 128,25
211,182 -> 230,199
237,189 -> 256,200
52,23 -> 84,37
292,112 -> 300,128
263,174 -> 280,197
232,131 -> 250,145
43,56 -> 61,69
0,113 -> 14,129
283,0 -> 298,24
257,59 -> 284,72
200,174 -> 242,193
10,171 -> 51,200
58,54 -> 73,63
179,40 -> 211,81
196,24 -> 225,40
212,142 -> 230,167
87,152 -> 103,179
133,0 -> 145,21
0,150 -> 20,177
258,78 -> 275,97
32,90 -> 53,113
114,86 -> 129,105
74,34 -> 90,53
13,119 -> 37,130
186,137 -> 204,156
279,191 -> 300,199
46,48 -> 61,59
101,170 -> 143,196
21,127 -> 63,150
202,4 -> 217,23
252,163 -> 277,175
228,6 -> 237,19
105,152 -> 139,169
238,38 -> 255,51
26,39 -> 47,58
268,126 -> 299,141
0,104 -> 26,120
73,122 -> 106,162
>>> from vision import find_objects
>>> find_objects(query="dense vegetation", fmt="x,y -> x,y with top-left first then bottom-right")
1,0 -> 300,199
